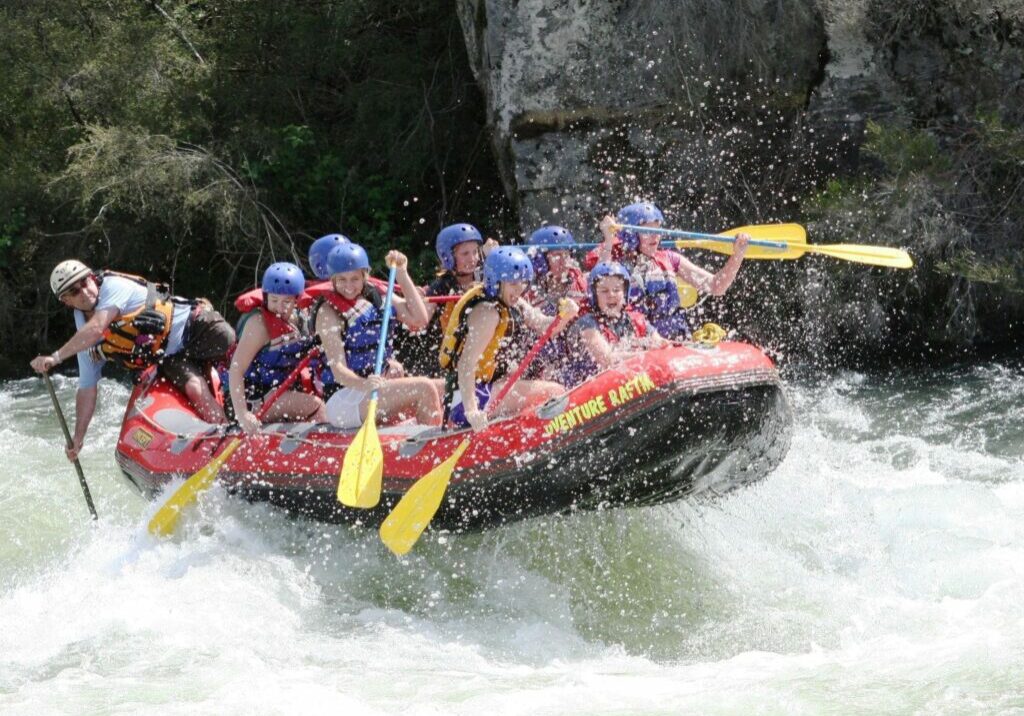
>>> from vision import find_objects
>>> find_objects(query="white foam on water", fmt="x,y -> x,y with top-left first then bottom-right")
1,366 -> 1022,714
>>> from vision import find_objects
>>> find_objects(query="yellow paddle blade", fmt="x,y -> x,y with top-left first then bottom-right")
717,223 -> 807,259
148,437 -> 243,537
797,243 -> 914,269
669,223 -> 808,260
722,223 -> 808,243
675,238 -> 807,260
337,398 -> 383,508
676,277 -> 699,308
379,437 -> 471,556
676,225 -> 914,268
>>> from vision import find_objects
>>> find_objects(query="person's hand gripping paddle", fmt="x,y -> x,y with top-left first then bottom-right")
336,263 -> 398,509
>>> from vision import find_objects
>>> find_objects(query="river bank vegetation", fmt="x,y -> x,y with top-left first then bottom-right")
2,0 -> 1022,375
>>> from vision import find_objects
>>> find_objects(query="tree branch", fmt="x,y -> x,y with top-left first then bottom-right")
143,0 -> 205,65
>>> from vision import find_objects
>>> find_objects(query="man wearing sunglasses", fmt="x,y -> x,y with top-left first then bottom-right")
30,259 -> 234,462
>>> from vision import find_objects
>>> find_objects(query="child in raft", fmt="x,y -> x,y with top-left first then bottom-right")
227,262 -> 327,434
522,225 -> 592,386
593,202 -> 751,340
523,225 -> 588,311
307,233 -> 350,281
314,243 -> 441,428
394,222 -> 498,377
439,246 -> 578,432
573,261 -> 668,380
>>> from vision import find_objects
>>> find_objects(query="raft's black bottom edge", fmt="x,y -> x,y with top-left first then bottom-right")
215,381 -> 793,532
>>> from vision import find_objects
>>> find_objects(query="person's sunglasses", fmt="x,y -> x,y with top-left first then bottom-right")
60,279 -> 89,300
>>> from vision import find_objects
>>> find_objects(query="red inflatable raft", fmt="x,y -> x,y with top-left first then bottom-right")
116,341 -> 791,531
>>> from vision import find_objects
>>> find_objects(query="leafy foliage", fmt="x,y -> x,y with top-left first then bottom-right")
801,116 -> 1024,352
0,0 -> 507,375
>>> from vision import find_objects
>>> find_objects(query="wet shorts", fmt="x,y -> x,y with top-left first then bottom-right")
159,306 -> 235,393
325,385 -> 368,429
446,382 -> 492,429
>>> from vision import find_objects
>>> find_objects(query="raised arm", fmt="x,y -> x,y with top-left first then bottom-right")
519,298 -> 579,335
388,250 -> 429,329
675,232 -> 751,296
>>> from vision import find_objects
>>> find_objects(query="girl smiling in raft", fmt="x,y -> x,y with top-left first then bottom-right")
573,261 -> 668,380
439,246 -> 579,432
226,262 -> 327,434
393,222 -> 498,377
522,225 -> 593,387
594,202 -> 750,340
314,243 -> 441,429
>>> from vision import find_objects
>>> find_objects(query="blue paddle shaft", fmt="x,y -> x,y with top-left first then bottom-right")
370,265 -> 398,400
617,224 -> 787,249
528,239 -> 782,250
524,226 -> 786,255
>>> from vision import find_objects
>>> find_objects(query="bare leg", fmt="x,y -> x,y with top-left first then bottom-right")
183,375 -> 227,423
374,377 -> 442,426
489,379 -> 563,419
263,392 -> 325,423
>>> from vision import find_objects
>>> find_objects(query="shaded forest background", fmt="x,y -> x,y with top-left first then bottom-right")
0,0 -> 513,376
2,0 -> 1023,377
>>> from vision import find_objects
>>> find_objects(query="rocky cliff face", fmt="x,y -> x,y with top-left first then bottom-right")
455,0 -> 1024,361
457,0 -> 828,227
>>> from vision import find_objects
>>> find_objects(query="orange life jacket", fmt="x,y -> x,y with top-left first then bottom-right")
438,285 -> 524,383
95,270 -> 184,370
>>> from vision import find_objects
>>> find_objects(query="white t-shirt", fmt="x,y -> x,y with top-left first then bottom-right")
73,275 -> 189,388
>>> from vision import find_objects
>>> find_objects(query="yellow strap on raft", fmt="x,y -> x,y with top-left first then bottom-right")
691,322 -> 727,347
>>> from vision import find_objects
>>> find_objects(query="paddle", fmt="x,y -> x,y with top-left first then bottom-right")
516,223 -> 803,253
336,264 -> 398,509
147,349 -> 319,537
616,223 -> 914,269
670,237 -> 914,269
42,373 -> 98,521
519,221 -> 912,269
379,310 -> 567,556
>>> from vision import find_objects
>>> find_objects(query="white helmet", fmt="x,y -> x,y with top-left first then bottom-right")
50,260 -> 93,296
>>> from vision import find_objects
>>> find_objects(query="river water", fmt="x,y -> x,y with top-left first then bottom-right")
1,364 -> 1022,714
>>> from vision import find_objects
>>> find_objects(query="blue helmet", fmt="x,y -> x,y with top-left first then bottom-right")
327,243 -> 370,275
483,246 -> 534,298
436,223 -> 483,271
309,233 -> 350,279
527,225 -> 574,277
588,261 -> 632,307
616,202 -> 664,251
262,262 -> 306,296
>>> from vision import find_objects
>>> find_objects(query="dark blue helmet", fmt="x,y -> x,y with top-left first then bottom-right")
327,243 -> 370,275
616,202 -> 664,251
527,225 -> 574,277
261,262 -> 306,296
588,261 -> 631,307
483,246 -> 534,298
309,233 -> 350,279
436,223 -> 483,271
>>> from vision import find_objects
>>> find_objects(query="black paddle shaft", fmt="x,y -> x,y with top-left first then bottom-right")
43,373 -> 98,521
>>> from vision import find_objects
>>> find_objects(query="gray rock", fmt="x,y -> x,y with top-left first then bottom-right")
455,0 -> 1024,357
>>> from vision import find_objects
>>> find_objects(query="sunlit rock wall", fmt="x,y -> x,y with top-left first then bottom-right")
456,0 -> 827,232
456,0 -> 1024,358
